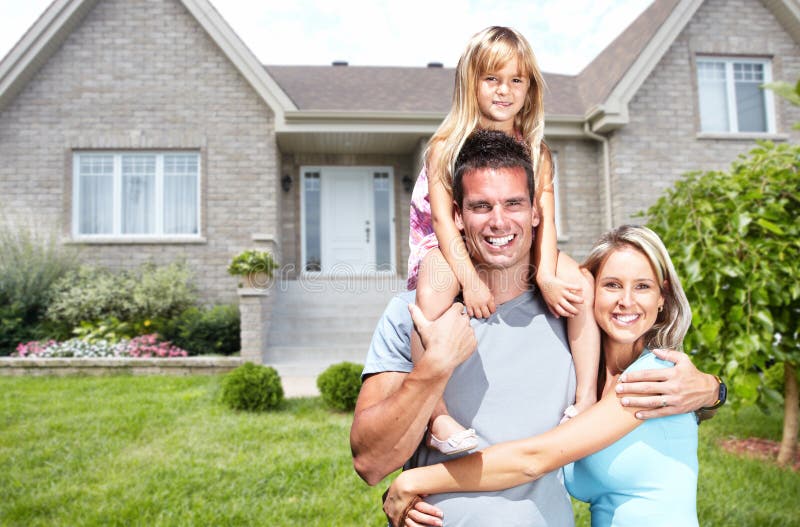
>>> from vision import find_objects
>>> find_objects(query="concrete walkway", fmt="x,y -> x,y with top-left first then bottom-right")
281,375 -> 320,398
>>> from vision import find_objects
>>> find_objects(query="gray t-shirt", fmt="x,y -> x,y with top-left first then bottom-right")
363,290 -> 577,527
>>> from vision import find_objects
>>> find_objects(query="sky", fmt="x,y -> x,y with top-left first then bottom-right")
0,0 -> 653,75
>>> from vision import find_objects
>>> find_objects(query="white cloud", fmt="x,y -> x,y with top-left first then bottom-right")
0,0 -> 652,74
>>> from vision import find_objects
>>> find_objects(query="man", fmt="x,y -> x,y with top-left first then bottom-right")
351,130 -> 722,526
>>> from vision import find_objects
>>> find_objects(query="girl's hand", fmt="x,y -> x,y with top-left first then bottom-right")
383,473 -> 443,527
538,275 -> 583,318
463,278 -> 496,319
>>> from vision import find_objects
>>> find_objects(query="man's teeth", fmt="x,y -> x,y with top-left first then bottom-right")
615,314 -> 639,323
488,235 -> 514,246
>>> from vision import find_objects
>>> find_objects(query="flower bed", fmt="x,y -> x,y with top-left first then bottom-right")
15,334 -> 188,359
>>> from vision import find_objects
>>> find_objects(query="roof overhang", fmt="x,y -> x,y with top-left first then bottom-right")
585,0 -> 704,134
585,0 -> 800,134
0,0 -> 101,113
276,111 -> 590,154
0,0 -> 297,117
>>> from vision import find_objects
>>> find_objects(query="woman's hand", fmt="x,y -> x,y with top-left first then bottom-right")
537,274 -> 583,318
383,472 -> 444,527
463,277 -> 496,319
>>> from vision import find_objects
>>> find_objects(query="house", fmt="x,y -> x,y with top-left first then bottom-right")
1,0 -> 798,371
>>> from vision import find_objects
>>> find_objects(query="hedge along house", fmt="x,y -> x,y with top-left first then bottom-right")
1,0 -> 799,373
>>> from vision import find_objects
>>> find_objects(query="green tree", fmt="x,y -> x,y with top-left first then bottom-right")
644,140 -> 799,466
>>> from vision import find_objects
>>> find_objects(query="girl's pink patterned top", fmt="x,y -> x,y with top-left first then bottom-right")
407,166 -> 439,290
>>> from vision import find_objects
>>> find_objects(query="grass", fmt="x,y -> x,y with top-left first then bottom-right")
1,375 -> 798,526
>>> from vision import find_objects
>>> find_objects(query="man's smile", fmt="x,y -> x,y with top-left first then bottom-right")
486,234 -> 516,247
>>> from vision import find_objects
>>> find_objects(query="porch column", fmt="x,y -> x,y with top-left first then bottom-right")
237,287 -> 274,364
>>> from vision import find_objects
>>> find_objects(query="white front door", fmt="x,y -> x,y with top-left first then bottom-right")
321,168 -> 374,275
301,166 -> 395,275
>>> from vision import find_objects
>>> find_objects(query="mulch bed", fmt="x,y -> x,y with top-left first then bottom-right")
719,437 -> 800,471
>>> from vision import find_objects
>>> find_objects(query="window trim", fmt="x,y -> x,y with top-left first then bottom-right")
71,151 -> 202,242
695,56 -> 776,135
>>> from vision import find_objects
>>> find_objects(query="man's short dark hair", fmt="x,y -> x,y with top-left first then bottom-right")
453,129 -> 535,207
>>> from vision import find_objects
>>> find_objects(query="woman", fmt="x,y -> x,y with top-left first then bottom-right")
383,225 -> 698,527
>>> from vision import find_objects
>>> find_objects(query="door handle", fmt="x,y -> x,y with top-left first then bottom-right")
365,220 -> 370,243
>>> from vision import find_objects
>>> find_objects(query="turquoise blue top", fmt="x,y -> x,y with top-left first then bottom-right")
564,350 -> 699,527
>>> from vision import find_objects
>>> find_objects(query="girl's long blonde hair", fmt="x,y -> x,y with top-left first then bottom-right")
426,26 -> 546,193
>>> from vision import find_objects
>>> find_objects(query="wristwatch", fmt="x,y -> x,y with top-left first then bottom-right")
702,375 -> 727,410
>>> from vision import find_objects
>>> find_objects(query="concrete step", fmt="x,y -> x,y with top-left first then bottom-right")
268,330 -> 374,347
265,346 -> 367,364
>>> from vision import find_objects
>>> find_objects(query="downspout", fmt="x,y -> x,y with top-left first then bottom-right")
583,122 -> 613,230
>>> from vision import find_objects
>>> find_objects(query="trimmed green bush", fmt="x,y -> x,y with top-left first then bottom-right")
221,363 -> 284,411
0,225 -> 78,354
46,262 -> 196,331
161,304 -> 240,356
317,362 -> 363,412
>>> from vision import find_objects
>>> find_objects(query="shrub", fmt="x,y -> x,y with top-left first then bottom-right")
46,262 -> 196,331
0,225 -> 78,354
227,249 -> 279,277
316,362 -> 363,412
161,305 -> 240,356
221,363 -> 284,411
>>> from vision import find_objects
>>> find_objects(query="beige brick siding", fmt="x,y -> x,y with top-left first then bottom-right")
0,0 -> 279,303
547,137 -> 605,263
609,0 -> 800,225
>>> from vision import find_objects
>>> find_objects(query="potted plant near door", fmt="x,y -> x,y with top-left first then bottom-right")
227,249 -> 279,289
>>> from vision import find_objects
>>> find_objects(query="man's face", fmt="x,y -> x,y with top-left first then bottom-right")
454,166 -> 539,272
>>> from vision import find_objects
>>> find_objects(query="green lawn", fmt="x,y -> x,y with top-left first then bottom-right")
1,375 -> 798,526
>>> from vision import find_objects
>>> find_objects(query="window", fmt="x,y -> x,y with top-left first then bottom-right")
73,152 -> 200,237
697,57 -> 774,133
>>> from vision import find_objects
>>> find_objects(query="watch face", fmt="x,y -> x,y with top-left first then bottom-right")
718,381 -> 727,404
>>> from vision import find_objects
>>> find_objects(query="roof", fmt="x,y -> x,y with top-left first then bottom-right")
266,65 -> 587,117
2,0 -> 800,146
577,0 -> 682,111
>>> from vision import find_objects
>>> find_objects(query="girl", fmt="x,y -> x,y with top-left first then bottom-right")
408,26 -> 600,454
387,225 -> 699,527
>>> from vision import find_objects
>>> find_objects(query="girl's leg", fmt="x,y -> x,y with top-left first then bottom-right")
558,251 -> 600,416
414,248 -> 477,454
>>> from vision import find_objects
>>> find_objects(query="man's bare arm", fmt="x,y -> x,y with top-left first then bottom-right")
350,303 -> 477,485
615,348 -> 720,419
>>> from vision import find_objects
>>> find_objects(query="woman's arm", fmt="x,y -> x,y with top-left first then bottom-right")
427,145 -> 494,318
384,390 -> 641,524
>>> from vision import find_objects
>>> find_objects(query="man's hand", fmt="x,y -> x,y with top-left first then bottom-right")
409,302 -> 477,372
615,348 -> 719,419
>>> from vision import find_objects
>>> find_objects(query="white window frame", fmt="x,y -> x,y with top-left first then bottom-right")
696,56 -> 776,134
72,151 -> 202,241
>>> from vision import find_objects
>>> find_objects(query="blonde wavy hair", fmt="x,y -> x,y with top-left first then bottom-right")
426,26 -> 546,194
582,225 -> 693,351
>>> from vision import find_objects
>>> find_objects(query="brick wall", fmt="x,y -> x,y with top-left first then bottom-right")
0,0 -> 279,303
609,0 -> 800,225
547,137 -> 605,262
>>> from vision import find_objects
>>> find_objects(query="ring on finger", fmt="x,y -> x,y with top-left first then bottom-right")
660,397 -> 668,408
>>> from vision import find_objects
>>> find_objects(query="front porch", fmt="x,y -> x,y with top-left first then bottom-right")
238,276 -> 405,389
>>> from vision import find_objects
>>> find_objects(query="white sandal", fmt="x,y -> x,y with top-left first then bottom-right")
559,404 -> 579,424
429,428 -> 479,455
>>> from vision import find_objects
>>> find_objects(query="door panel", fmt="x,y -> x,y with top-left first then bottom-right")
321,169 -> 374,275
